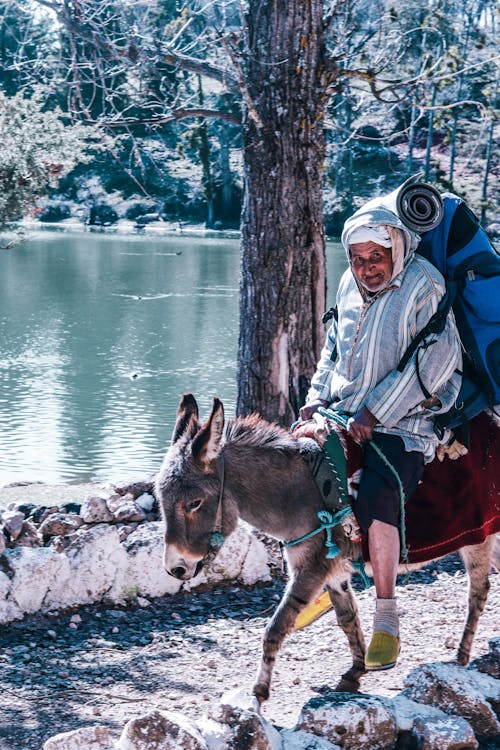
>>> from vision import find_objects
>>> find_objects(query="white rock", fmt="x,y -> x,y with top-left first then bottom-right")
403,662 -> 500,737
110,522 -> 181,601
219,687 -> 261,715
295,692 -> 397,750
80,494 -> 114,523
118,710 -> 207,749
0,569 -> 22,623
39,513 -> 84,537
3,510 -> 25,540
183,523 -> 270,593
238,526 -> 272,586
135,493 -> 155,512
215,688 -> 282,750
195,717 -> 232,750
107,493 -> 133,513
112,501 -> 146,524
46,525 -> 126,609
43,724 -> 113,750
389,696 -> 477,749
413,715 -> 478,750
0,512 -> 269,622
7,547 -> 68,614
280,728 -> 341,749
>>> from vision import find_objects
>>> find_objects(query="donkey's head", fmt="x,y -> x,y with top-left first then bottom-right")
156,393 -> 229,580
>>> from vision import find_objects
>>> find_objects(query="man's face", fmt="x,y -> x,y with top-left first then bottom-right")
349,241 -> 393,292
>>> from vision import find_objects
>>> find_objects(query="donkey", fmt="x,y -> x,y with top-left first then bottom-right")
156,393 -> 498,704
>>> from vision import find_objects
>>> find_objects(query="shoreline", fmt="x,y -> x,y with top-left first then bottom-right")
7,219 -> 344,242
16,219 -> 242,240
0,481 -> 104,508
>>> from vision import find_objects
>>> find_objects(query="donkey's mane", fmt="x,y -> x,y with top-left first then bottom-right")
223,413 -> 297,452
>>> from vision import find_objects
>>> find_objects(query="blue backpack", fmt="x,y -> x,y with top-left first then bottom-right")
397,193 -> 500,439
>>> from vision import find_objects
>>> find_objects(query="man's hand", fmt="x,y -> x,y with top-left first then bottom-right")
347,406 -> 377,444
299,398 -> 329,421
436,438 -> 468,461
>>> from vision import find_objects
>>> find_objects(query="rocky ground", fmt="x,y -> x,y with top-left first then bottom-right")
0,552 -> 498,750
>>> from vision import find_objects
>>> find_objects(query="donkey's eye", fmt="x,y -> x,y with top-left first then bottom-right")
185,499 -> 203,513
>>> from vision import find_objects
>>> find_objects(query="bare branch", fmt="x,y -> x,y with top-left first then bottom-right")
102,107 -> 241,127
32,0 -> 240,91
163,50 -> 238,92
220,37 -> 263,128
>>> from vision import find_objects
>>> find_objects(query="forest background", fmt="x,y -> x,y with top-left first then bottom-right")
1,0 -> 497,234
0,0 -> 498,423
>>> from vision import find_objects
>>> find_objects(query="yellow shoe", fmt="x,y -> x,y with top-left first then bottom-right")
294,591 -> 333,631
365,631 -> 400,671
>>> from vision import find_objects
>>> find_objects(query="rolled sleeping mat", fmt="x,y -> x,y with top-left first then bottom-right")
395,175 -> 444,233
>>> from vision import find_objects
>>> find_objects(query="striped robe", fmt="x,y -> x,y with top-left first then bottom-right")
307,255 -> 462,461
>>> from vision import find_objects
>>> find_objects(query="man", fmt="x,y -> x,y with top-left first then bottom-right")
300,202 -> 462,670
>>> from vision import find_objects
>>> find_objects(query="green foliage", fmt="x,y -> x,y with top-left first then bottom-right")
0,90 -> 100,227
0,0 -> 55,96
4,0 -> 497,224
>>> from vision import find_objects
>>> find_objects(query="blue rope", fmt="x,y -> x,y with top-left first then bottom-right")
283,507 -> 354,559
352,559 -> 371,589
284,508 -> 371,586
318,407 -> 409,564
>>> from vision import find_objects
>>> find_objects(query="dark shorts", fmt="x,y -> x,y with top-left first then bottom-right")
353,432 -> 425,533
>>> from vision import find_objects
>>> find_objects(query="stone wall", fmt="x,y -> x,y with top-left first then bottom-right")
0,481 -> 271,623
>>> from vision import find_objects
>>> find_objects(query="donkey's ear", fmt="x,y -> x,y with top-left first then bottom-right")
171,393 -> 200,444
191,398 -> 224,472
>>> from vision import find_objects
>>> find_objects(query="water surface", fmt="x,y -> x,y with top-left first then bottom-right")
0,232 -> 345,485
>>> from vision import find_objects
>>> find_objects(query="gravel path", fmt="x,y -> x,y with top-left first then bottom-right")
0,553 -> 498,750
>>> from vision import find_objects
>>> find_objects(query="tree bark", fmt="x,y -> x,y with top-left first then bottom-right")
237,0 -> 328,424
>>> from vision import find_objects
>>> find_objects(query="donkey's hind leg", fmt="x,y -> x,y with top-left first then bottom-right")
327,576 -> 366,691
457,536 -> 494,665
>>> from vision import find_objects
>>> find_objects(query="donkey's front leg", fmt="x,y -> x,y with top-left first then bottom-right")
253,573 -> 324,704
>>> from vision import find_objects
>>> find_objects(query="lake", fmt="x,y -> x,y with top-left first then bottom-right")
0,231 -> 346,485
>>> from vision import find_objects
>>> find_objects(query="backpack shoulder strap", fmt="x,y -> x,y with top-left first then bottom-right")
322,305 -> 338,325
396,280 -> 459,373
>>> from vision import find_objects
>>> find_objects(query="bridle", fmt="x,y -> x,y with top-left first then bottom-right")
201,453 -> 226,566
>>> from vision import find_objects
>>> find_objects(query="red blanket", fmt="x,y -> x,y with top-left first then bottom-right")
343,413 -> 500,564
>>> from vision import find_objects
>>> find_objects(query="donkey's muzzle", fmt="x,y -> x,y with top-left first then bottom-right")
170,566 -> 187,579
166,560 -> 204,580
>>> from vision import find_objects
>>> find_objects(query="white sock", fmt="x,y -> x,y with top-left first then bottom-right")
373,597 -> 399,638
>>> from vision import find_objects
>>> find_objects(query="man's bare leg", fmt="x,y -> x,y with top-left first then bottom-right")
365,519 -> 401,670
368,519 -> 399,598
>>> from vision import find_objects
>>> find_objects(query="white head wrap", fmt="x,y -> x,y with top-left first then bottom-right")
348,225 -> 392,248
347,224 -> 406,290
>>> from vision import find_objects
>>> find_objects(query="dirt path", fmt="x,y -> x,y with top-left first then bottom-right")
0,553 -> 498,750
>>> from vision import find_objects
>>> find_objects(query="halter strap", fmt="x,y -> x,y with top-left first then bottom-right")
202,454 -> 226,565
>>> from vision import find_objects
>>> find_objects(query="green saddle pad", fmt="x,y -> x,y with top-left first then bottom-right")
324,429 -> 349,505
299,430 -> 350,512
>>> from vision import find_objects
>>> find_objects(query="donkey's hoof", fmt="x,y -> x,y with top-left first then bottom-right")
334,666 -> 364,693
334,676 -> 360,693
253,684 -> 269,704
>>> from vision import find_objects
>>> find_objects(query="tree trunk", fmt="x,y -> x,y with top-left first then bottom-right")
237,0 -> 327,424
